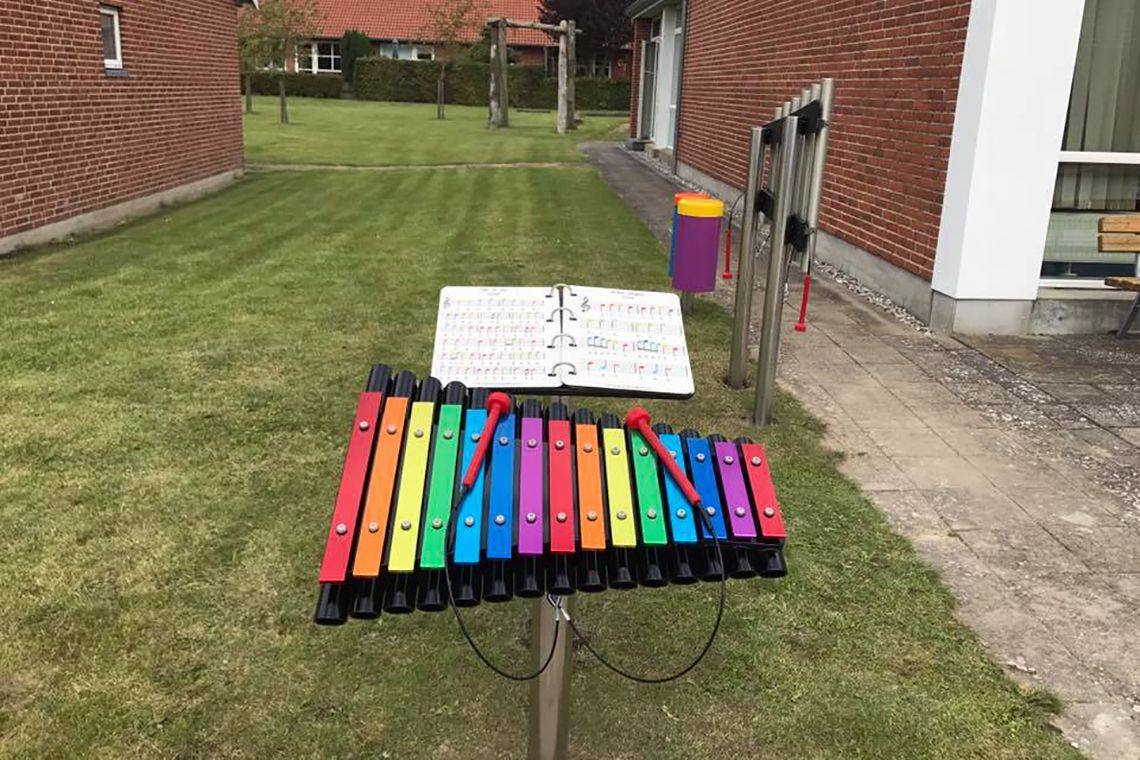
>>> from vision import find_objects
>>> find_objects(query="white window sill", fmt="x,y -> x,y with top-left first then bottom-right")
104,67 -> 129,78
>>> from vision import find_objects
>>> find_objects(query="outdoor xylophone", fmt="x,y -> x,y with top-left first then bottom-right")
315,364 -> 787,626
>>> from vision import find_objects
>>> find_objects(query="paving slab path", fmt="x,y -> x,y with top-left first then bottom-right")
584,141 -> 1140,759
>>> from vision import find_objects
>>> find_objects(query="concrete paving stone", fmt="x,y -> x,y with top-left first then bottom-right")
859,361 -> 930,384
1074,402 -> 1140,429
869,490 -> 949,536
933,425 -> 1029,457
836,452 -> 916,492
964,454 -> 1059,492
956,527 -> 1090,582
1054,702 -> 1140,760
787,341 -> 860,366
891,455 -> 991,490
975,402 -> 1060,431
1037,382 -> 1114,404
948,381 -> 1024,406
861,425 -> 956,458
1099,384 -> 1140,405
838,338 -> 910,365
1071,428 -> 1140,460
880,381 -> 966,411
1008,486 -> 1129,529
921,487 -> 1036,531
1117,428 -> 1140,448
1040,403 -> 1098,430
1054,527 -> 1140,573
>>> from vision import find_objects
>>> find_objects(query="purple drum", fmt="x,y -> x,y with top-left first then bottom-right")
671,197 -> 724,293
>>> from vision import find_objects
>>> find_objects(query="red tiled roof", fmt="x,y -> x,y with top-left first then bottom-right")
315,0 -> 556,47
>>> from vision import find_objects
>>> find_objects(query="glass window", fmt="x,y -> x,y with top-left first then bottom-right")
296,42 -> 314,72
315,41 -> 341,72
100,6 -> 121,69
416,46 -> 435,61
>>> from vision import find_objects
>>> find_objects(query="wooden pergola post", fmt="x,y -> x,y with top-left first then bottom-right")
488,17 -> 580,132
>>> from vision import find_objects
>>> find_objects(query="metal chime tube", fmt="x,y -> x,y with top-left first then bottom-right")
753,115 -> 799,426
728,127 -> 767,388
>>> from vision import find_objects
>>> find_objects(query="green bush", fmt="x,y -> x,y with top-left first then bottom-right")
341,30 -> 373,85
354,58 -> 629,111
249,72 -> 344,98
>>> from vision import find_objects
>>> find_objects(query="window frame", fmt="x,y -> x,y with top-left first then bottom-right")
100,6 -> 122,70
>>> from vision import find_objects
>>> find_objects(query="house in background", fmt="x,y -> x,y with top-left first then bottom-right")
626,0 -> 1140,335
1,0 -> 246,257
295,0 -> 631,80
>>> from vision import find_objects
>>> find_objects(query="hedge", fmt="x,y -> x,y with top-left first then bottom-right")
353,58 -> 629,112
247,72 -> 344,99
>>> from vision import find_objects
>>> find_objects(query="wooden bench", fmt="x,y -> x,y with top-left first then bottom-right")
1100,216 -> 1140,338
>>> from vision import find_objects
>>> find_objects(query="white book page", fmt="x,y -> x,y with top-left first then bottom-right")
564,286 -> 694,396
431,286 -> 561,389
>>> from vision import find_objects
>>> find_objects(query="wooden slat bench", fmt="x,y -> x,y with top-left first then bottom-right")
1100,216 -> 1140,338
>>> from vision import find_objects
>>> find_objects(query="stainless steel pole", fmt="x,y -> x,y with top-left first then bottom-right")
727,127 -> 766,388
753,115 -> 799,426
805,79 -> 835,271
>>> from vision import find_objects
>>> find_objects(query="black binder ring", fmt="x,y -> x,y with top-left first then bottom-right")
546,307 -> 578,322
547,333 -> 578,349
548,361 -> 578,377
547,283 -> 577,298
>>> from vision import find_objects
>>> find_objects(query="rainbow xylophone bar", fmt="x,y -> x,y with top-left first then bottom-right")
314,365 -> 788,624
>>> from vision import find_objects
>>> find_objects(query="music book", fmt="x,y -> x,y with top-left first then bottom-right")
431,284 -> 694,398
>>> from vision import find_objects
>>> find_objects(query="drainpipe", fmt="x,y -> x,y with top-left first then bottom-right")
670,0 -> 688,176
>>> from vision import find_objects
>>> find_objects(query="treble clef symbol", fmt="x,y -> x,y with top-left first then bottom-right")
580,296 -> 591,312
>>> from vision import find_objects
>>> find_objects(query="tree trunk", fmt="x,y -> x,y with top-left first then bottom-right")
437,67 -> 445,120
244,73 -> 253,114
496,24 -> 509,127
488,24 -> 502,128
567,21 -> 577,130
278,73 -> 289,125
557,22 -> 569,134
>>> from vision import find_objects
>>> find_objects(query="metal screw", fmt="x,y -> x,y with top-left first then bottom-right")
525,512 -> 537,523
556,512 -> 567,522
471,432 -> 480,442
583,443 -> 594,453
368,521 -> 379,533
443,429 -> 453,440
432,518 -> 443,529
724,455 -> 735,465
734,506 -> 746,517
494,514 -> 506,525
400,520 -> 412,531
464,516 -> 475,527
696,452 -> 706,462
555,440 -> 565,450
587,511 -> 598,521
611,446 -> 621,455
499,436 -> 509,446
670,450 -> 677,458
647,508 -> 657,519
763,507 -> 775,518
751,456 -> 762,466
676,508 -> 687,519
639,446 -> 649,456
358,420 -> 369,431
387,424 -> 397,435
527,438 -> 537,448
616,510 -> 627,520
706,506 -> 716,516
335,523 -> 347,535
414,428 -> 424,438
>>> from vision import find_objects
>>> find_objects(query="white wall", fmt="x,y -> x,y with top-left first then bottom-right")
652,7 -> 678,149
931,0 -> 1086,302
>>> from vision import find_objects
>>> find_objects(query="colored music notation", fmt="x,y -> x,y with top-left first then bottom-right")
430,284 -> 694,398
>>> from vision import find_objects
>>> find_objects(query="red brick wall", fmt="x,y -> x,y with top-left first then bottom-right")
1,0 -> 244,241
665,0 -> 971,280
628,19 -> 651,137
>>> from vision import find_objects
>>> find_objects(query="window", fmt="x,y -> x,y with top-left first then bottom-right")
315,40 -> 341,72
416,48 -> 434,61
296,42 -> 314,72
100,6 -> 121,69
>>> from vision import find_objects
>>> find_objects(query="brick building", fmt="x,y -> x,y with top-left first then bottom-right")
626,0 -> 1140,334
0,0 -> 246,256
298,0 -> 631,80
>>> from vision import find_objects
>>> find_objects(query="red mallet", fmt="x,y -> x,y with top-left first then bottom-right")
461,391 -> 513,491
794,274 -> 812,332
721,225 -> 733,280
625,407 -> 701,507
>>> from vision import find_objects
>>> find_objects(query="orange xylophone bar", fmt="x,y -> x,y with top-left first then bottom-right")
313,366 -> 788,625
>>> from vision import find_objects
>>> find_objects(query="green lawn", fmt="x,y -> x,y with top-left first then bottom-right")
0,163 -> 1078,758
242,96 -> 628,166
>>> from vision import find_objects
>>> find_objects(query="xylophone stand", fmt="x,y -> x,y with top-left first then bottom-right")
528,595 -> 574,760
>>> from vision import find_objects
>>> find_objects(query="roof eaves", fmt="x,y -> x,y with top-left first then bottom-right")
625,0 -> 673,18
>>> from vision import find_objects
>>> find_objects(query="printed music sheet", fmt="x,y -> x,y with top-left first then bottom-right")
430,284 -> 693,398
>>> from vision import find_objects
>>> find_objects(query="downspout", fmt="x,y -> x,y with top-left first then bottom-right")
670,0 -> 688,175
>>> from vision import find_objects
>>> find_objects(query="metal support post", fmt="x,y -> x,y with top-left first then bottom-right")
528,596 -> 573,760
680,291 -> 695,315
753,115 -> 799,426
727,127 -> 766,388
